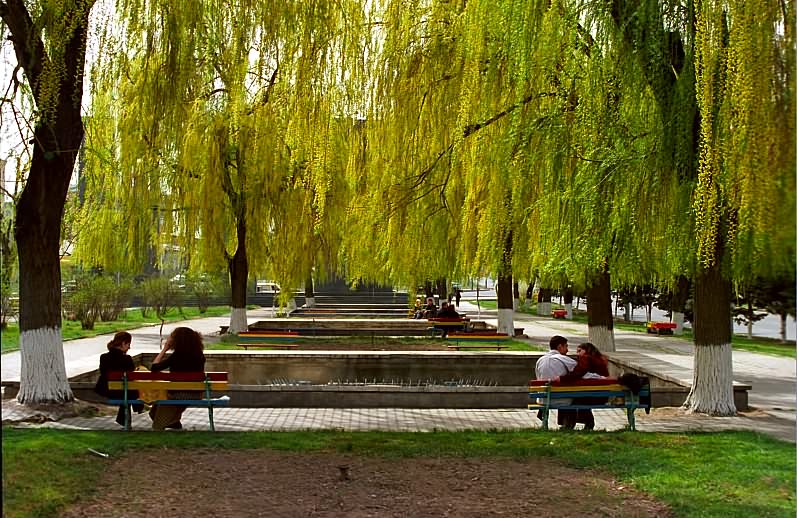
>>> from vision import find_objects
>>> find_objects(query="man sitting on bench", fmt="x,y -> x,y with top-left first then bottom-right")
535,335 -> 577,429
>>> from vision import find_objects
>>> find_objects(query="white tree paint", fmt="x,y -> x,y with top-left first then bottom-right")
683,343 -> 736,416
538,301 -> 551,317
497,308 -> 515,336
588,325 -> 615,352
305,296 -> 316,308
513,297 -> 520,311
286,298 -> 297,314
564,303 -> 573,320
228,307 -> 248,335
673,311 -> 685,335
17,327 -> 73,404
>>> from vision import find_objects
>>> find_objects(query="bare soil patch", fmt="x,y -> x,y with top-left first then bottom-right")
61,449 -> 671,517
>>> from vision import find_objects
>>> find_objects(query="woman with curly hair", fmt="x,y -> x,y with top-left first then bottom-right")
148,327 -> 206,431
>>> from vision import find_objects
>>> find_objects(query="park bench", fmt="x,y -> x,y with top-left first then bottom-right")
528,378 -> 651,431
427,317 -> 470,337
552,309 -> 567,319
646,322 -> 677,335
237,331 -> 300,349
107,371 -> 229,431
446,331 -> 510,350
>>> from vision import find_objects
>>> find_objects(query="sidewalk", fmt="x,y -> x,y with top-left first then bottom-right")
2,305 -> 795,442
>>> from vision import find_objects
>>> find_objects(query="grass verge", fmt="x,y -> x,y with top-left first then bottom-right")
208,335 -> 543,351
0,306 -> 231,354
2,428 -> 793,517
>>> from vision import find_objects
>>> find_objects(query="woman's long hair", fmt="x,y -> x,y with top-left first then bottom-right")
167,327 -> 204,355
577,342 -> 603,358
107,331 -> 132,351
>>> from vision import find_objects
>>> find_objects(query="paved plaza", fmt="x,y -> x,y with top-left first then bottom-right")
2,304 -> 795,442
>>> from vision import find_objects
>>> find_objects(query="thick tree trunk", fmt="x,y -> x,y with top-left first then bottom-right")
6,0 -> 91,404
586,267 -> 615,352
563,287 -> 574,320
537,288 -> 552,316
304,274 -> 315,308
496,273 -> 514,336
227,218 -> 248,334
436,278 -> 448,305
684,260 -> 736,415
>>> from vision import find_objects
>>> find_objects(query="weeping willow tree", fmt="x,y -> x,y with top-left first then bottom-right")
339,2 -> 470,310
76,0 -> 369,332
1,0 -> 96,403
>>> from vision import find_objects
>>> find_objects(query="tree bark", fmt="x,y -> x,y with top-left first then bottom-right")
496,273 -> 515,336
586,267 -> 615,352
304,274 -> 315,308
684,259 -> 736,415
227,216 -> 248,334
537,288 -> 552,316
671,275 -> 690,335
512,281 -> 520,311
4,0 -> 92,403
563,287 -> 574,320
780,314 -> 787,343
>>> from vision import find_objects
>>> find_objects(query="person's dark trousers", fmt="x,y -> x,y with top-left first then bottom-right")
557,409 -> 577,429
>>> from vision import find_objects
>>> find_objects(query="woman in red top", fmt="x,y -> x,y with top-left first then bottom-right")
559,342 -> 609,381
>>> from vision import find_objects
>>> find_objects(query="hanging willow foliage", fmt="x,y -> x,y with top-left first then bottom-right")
75,0 -> 370,290
694,0 -> 794,278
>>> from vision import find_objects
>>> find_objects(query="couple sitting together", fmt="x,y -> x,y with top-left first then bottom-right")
535,335 -> 609,430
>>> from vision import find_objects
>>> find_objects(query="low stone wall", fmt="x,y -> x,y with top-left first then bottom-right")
5,350 -> 749,410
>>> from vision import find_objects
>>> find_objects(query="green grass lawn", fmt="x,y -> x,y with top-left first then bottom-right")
2,428 -> 793,517
208,334 -> 544,351
0,306 -> 231,354
464,299 -> 795,358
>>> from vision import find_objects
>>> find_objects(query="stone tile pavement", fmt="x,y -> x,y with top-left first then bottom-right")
3,401 -> 794,442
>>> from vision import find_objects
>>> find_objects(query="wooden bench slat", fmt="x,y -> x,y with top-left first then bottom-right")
107,399 -> 229,407
447,345 -> 507,350
109,381 -> 229,391
237,343 -> 299,349
108,371 -> 228,382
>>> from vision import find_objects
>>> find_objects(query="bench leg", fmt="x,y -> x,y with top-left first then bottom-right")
208,405 -> 216,432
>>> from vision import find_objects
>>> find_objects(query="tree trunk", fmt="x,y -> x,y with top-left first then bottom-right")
586,267 -> 615,352
6,0 -> 91,404
780,314 -> 787,343
436,278 -> 448,305
496,273 -> 514,336
227,217 -> 248,334
563,287 -> 574,320
537,288 -> 552,316
671,275 -> 690,335
746,301 -> 753,339
304,274 -> 315,308
684,260 -> 736,416
512,281 -> 520,311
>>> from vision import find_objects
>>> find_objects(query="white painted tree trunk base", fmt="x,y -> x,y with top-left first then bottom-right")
227,307 -> 248,335
17,327 -> 73,404
286,299 -> 297,314
538,302 -> 551,317
683,343 -> 737,416
564,303 -> 573,320
497,308 -> 515,336
673,312 -> 685,335
305,296 -> 316,308
588,325 -> 615,352
513,298 -> 520,311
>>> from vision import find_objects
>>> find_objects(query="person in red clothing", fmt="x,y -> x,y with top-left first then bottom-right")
552,342 -> 609,430
558,342 -> 609,381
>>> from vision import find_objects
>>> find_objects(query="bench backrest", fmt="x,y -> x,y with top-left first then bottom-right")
107,371 -> 229,392
528,379 -> 650,400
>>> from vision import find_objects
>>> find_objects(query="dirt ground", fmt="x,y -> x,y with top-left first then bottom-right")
61,449 -> 671,517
